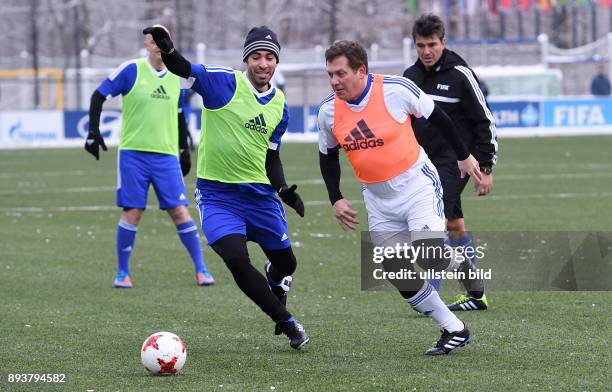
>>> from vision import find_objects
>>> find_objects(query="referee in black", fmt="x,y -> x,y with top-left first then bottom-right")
403,14 -> 498,311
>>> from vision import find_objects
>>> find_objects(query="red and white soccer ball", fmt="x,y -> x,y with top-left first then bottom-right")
141,331 -> 187,375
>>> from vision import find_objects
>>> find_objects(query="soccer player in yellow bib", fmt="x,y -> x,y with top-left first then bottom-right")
144,25 -> 309,350
318,40 -> 483,355
84,27 -> 214,288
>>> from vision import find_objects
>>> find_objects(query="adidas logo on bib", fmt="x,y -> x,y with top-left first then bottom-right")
244,113 -> 268,134
341,119 -> 384,151
151,85 -> 170,100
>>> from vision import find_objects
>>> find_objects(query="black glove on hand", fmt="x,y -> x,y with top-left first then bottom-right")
142,25 -> 174,54
179,149 -> 191,176
84,129 -> 107,160
278,184 -> 305,217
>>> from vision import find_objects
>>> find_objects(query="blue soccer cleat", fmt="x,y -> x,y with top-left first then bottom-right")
196,270 -> 215,286
113,272 -> 132,288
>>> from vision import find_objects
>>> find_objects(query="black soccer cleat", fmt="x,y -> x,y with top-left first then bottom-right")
265,261 -> 293,335
447,294 -> 488,311
424,325 -> 472,356
276,320 -> 309,350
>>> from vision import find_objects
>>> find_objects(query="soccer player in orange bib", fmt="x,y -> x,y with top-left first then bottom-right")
318,40 -> 483,356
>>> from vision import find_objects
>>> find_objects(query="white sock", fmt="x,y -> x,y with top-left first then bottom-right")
406,281 -> 464,332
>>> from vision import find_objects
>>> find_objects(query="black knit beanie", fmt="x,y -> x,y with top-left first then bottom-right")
242,26 -> 281,62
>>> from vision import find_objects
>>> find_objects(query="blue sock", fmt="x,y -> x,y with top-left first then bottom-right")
286,316 -> 295,323
429,234 -> 476,292
449,233 -> 482,296
176,220 -> 206,274
427,237 -> 450,291
449,233 -> 476,266
117,219 -> 137,275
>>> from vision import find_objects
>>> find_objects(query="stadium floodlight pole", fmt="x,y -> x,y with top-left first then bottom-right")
74,0 -> 82,110
29,0 -> 39,109
591,2 -> 597,43
571,5 -> 577,48
608,33 -> 612,87
463,8 -> 470,40
517,7 -> 524,39
174,0 -> 182,50
330,0 -> 337,44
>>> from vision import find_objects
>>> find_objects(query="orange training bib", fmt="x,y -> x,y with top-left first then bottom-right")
332,74 -> 420,183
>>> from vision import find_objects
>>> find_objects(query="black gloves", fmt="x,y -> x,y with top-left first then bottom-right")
84,129 -> 107,160
179,149 -> 191,176
278,184 -> 305,217
142,25 -> 174,54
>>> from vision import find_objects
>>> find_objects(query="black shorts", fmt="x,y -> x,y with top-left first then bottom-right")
434,162 -> 470,220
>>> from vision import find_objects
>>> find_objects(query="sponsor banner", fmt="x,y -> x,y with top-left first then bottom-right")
287,106 -> 305,133
64,110 -> 122,144
488,101 -> 540,128
307,105 -> 319,133
542,98 -> 612,127
287,105 -> 319,133
0,111 -> 63,148
3,99 -> 612,148
63,109 -> 203,146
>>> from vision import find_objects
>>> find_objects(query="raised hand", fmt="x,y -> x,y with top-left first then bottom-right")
142,25 -> 174,54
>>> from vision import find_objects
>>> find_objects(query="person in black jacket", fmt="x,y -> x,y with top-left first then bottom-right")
403,14 -> 498,311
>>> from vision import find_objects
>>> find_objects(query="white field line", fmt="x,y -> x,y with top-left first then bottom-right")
0,186 -> 116,196
1,169 -> 612,198
3,191 -> 611,213
0,170 -> 105,179
5,171 -> 608,196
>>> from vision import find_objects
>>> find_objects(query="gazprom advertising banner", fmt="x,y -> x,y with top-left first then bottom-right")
0,111 -> 63,148
542,98 -> 612,127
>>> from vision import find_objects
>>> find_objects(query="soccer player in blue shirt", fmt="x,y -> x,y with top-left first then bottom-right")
84,26 -> 215,288
143,24 -> 309,350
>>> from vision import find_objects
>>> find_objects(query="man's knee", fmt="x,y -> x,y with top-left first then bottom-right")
167,205 -> 191,225
265,247 -> 297,276
121,208 -> 144,225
